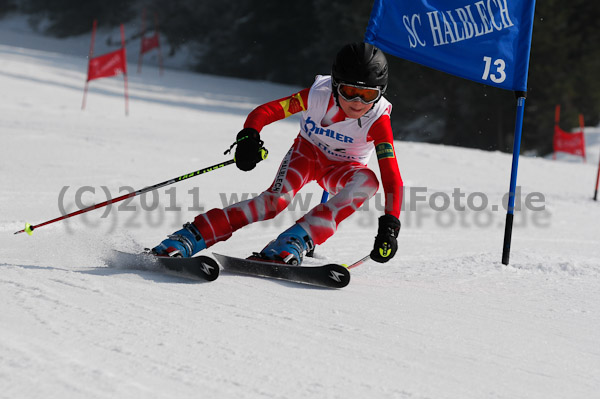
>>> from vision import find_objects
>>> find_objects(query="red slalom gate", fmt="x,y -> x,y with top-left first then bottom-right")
553,105 -> 586,161
82,20 -> 129,115
137,8 -> 163,75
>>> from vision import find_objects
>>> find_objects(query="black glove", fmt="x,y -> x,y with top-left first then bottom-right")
370,214 -> 401,263
233,128 -> 267,171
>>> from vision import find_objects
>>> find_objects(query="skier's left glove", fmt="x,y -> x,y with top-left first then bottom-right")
370,214 -> 401,263
232,128 -> 268,171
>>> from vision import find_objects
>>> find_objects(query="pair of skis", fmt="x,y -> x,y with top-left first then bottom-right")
214,254 -> 351,289
116,251 -> 362,288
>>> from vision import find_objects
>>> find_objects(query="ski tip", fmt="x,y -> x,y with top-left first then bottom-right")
197,255 -> 220,281
326,264 -> 351,288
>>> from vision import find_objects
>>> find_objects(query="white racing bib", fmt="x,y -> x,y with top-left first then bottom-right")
298,75 -> 392,164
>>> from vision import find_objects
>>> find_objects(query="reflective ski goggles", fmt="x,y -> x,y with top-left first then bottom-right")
337,83 -> 382,105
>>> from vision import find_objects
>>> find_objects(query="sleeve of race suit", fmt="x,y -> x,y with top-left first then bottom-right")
243,88 -> 310,132
368,114 -> 403,218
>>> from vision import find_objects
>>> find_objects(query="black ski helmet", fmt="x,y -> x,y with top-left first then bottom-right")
332,42 -> 388,96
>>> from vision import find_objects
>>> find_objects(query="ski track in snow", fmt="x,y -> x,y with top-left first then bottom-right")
1,16 -> 600,399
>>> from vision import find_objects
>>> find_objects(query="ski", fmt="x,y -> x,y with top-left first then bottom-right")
213,253 -> 350,288
112,250 -> 220,281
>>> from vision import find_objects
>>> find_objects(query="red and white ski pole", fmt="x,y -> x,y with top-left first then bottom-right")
346,255 -> 371,269
14,159 -> 235,236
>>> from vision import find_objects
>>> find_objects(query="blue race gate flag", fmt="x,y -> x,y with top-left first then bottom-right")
365,0 -> 536,91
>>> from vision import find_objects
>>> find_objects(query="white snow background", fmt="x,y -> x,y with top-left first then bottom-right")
1,15 -> 600,399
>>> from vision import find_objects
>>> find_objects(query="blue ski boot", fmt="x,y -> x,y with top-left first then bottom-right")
259,223 -> 314,266
152,222 -> 206,258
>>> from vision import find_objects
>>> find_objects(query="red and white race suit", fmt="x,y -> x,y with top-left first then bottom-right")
193,75 -> 403,247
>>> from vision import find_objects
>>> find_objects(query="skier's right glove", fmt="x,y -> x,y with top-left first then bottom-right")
370,214 -> 401,263
232,128 -> 268,171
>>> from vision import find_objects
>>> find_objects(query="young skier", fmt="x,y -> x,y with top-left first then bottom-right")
152,42 -> 403,265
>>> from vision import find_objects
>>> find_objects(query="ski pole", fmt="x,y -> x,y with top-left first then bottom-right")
14,159 -> 235,236
345,255 -> 371,269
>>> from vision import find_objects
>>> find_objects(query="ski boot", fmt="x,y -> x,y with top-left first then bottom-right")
151,222 -> 206,258
257,223 -> 314,266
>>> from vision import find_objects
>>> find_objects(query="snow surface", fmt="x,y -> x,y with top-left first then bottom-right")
1,16 -> 600,399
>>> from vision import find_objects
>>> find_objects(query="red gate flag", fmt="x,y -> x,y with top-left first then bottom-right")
141,33 -> 160,54
82,20 -> 129,115
87,48 -> 127,81
553,105 -> 586,160
554,127 -> 586,157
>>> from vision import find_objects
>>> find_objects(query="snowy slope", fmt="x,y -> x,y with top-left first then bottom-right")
1,17 -> 600,399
